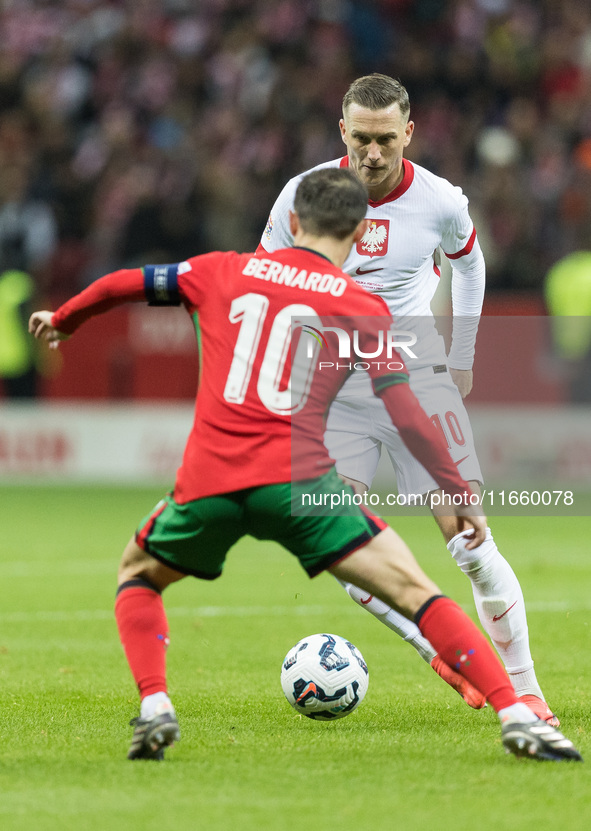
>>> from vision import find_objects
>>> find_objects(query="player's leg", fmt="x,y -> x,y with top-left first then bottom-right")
263,475 -> 581,761
116,492 -> 244,759
334,472 -> 438,661
336,577 -> 485,708
325,394 -> 485,708
430,481 -> 558,725
326,398 -> 434,653
328,528 -> 581,762
116,537 -> 186,709
390,372 -> 558,723
328,527 -> 518,709
116,536 -> 184,760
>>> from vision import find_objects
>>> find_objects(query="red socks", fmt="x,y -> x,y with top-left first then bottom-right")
115,580 -> 169,698
416,596 -> 517,712
114,583 -> 516,713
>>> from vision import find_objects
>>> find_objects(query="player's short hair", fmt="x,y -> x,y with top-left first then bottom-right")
294,168 -> 368,240
342,73 -> 410,119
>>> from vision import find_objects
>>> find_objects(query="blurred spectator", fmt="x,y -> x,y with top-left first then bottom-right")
0,0 -> 590,300
0,268 -> 38,398
545,250 -> 591,403
0,161 -> 57,284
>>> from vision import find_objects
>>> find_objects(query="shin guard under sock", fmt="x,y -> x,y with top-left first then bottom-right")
115,579 -> 169,698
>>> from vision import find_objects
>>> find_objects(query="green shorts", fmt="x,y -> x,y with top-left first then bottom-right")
135,468 -> 387,579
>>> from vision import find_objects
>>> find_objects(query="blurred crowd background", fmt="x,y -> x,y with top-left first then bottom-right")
0,0 -> 590,302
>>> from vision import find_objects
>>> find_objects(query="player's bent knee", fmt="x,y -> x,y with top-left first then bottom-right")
431,510 -> 462,544
117,537 -> 184,591
447,526 -> 494,571
118,537 -> 150,580
429,480 -> 484,544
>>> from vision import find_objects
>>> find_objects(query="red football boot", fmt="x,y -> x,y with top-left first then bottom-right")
430,655 -> 487,709
518,694 -> 560,727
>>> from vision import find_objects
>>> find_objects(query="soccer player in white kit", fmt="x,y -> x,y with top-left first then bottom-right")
258,73 -> 558,725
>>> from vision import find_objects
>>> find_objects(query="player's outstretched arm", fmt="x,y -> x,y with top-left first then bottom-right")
29,268 -> 147,347
28,310 -> 71,349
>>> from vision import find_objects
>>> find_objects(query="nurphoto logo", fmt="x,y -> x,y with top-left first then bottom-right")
297,323 -> 418,372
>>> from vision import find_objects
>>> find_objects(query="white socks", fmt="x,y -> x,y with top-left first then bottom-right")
447,528 -> 544,699
140,691 -> 174,719
336,528 -> 546,701
498,701 -> 538,725
337,579 -> 437,664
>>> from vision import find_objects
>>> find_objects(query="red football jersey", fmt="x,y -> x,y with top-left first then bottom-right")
166,248 -> 397,502
52,247 -> 471,503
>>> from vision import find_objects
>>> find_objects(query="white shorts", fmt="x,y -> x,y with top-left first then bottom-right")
325,365 -> 483,497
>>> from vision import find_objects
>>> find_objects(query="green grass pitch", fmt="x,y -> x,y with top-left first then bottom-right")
1,485 -> 590,831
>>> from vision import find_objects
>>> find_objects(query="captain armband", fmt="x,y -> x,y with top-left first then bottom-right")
144,264 -> 182,306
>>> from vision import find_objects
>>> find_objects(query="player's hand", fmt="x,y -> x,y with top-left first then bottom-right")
455,511 -> 487,549
450,368 -> 473,398
28,311 -> 70,349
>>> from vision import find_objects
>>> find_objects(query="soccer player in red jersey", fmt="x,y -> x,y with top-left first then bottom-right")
30,169 -> 580,763
259,74 -> 559,726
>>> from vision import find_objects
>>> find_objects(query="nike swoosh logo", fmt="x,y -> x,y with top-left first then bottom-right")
355,267 -> 383,276
492,600 -> 518,621
360,594 -> 373,605
455,454 -> 470,467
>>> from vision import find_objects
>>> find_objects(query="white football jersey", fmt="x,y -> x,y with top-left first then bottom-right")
260,157 -> 485,373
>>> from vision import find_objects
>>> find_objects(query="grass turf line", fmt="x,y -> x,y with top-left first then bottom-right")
1,485 -> 590,831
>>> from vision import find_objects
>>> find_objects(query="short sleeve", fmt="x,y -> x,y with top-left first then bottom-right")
259,177 -> 300,253
440,186 -> 475,259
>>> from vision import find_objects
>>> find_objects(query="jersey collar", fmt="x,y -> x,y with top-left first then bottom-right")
293,246 -> 333,264
339,156 -> 414,206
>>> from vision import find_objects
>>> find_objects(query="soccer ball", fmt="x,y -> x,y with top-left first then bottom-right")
280,633 -> 369,720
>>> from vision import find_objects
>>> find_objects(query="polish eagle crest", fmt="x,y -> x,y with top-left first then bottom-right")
359,221 -> 388,255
